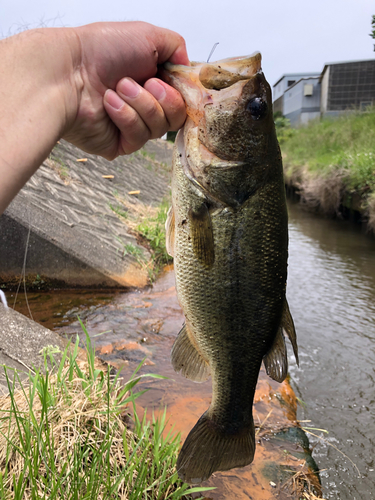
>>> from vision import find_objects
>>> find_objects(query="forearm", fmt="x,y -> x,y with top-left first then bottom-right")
0,28 -> 81,214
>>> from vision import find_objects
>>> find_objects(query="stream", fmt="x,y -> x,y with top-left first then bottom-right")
10,199 -> 375,499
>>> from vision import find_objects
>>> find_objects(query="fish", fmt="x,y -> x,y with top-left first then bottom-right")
162,53 -> 298,484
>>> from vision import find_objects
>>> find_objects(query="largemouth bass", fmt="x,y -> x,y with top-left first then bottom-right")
162,53 -> 298,484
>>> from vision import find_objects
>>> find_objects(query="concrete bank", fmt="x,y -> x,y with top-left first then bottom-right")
0,139 -> 173,290
0,303 -> 68,393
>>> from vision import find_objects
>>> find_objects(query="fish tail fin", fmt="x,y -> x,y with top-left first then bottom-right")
177,411 -> 255,484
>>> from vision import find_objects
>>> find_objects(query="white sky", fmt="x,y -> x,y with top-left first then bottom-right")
1,0 -> 374,88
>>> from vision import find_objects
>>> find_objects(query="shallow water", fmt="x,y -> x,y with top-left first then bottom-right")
286,201 -> 375,499
11,200 -> 375,498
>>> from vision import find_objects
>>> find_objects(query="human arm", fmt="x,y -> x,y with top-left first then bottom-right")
0,22 -> 189,215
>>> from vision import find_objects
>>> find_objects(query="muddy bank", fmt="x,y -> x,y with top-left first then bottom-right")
284,167 -> 375,233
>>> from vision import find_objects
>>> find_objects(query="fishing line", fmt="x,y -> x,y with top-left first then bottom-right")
13,209 -> 33,321
207,42 -> 219,63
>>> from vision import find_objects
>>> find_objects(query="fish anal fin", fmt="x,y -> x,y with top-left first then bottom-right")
177,411 -> 255,484
165,206 -> 175,257
189,204 -> 215,267
171,323 -> 210,382
263,327 -> 288,383
282,299 -> 299,366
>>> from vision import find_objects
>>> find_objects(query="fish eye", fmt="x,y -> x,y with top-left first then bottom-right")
246,97 -> 268,120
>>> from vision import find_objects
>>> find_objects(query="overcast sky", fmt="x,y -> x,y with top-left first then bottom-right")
1,0 -> 374,87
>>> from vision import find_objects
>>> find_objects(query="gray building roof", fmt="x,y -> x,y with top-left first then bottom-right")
273,72 -> 320,87
319,58 -> 375,82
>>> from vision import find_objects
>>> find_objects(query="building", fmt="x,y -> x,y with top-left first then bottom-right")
282,76 -> 321,127
273,58 -> 375,126
320,59 -> 375,116
273,72 -> 320,115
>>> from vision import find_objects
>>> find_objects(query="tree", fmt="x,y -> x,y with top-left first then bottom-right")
370,15 -> 375,51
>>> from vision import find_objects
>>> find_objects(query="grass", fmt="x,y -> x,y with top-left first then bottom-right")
108,203 -> 128,219
111,193 -> 173,282
136,198 -> 173,271
46,152 -> 70,183
277,108 -> 375,225
0,324 -> 213,499
280,109 -> 375,189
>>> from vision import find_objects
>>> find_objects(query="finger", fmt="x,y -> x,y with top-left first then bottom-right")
144,78 -> 186,131
147,24 -> 190,66
116,78 -> 169,140
103,89 -> 151,155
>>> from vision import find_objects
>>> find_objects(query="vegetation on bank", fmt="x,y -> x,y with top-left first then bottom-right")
0,328 -> 212,499
276,108 -> 375,230
112,192 -> 173,282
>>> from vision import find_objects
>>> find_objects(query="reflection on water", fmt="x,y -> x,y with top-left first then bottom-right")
287,200 -> 375,499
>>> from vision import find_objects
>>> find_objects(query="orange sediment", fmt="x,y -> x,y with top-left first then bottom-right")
88,267 -> 322,499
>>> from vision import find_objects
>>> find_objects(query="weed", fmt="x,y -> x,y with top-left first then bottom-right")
281,108 -> 375,193
47,153 -> 70,183
138,149 -> 156,161
136,198 -> 173,276
0,326 -> 214,499
108,203 -> 128,219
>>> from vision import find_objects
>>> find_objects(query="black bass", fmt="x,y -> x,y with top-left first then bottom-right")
162,53 -> 298,484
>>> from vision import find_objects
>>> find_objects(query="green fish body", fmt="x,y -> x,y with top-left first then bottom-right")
163,53 -> 298,484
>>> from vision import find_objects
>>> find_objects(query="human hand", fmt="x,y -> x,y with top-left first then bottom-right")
63,21 -> 189,159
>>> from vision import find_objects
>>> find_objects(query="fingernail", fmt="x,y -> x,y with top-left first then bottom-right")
146,80 -> 166,101
118,78 -> 140,98
105,89 -> 124,110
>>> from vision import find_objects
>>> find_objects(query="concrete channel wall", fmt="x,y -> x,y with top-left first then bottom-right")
0,139 -> 173,289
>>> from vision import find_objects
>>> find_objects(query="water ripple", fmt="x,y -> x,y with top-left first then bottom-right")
287,201 -> 375,499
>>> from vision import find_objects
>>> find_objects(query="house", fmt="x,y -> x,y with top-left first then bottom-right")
273,58 -> 375,126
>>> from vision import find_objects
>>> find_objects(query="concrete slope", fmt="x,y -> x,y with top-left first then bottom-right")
0,139 -> 173,289
0,303 -> 68,393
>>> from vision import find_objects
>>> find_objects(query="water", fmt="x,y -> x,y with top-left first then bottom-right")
11,201 -> 375,498
286,201 -> 375,499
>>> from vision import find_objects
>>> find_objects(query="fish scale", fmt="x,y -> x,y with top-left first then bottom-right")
162,53 -> 298,484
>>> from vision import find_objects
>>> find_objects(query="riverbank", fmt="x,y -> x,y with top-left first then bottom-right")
278,108 -> 375,231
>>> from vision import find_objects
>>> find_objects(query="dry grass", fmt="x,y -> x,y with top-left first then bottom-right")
279,466 -> 325,499
292,167 -> 348,216
0,328 -> 212,499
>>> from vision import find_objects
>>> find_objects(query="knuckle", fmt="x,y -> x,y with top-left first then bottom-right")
124,110 -> 140,129
142,100 -> 161,122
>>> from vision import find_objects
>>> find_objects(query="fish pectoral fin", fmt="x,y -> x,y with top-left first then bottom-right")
177,411 -> 255,484
263,327 -> 288,383
165,205 -> 175,257
282,299 -> 299,366
189,204 -> 215,267
171,323 -> 211,382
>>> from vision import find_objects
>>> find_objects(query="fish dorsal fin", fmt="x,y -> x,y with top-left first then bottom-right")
171,323 -> 211,382
263,327 -> 288,383
282,299 -> 299,366
189,204 -> 215,267
165,206 -> 175,257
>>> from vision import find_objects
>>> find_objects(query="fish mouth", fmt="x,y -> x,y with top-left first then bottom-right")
162,52 -> 262,92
